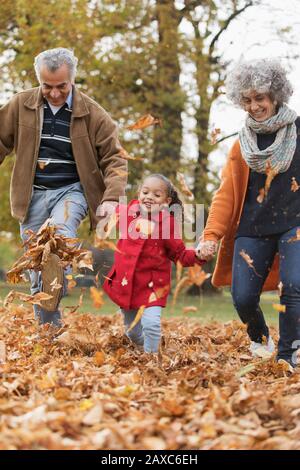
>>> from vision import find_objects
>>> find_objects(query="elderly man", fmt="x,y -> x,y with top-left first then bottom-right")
0,47 -> 127,326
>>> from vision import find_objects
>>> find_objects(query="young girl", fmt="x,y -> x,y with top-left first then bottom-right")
103,174 -> 205,353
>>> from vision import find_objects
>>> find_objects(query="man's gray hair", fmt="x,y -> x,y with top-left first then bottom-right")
225,58 -> 293,107
34,48 -> 78,83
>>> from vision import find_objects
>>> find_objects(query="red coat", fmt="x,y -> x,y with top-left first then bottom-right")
103,200 -> 205,310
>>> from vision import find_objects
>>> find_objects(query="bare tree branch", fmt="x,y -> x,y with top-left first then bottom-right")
209,1 -> 254,56
216,132 -> 238,144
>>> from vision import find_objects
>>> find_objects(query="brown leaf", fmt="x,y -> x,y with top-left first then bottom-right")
54,387 -> 72,401
182,306 -> 198,314
291,177 -> 300,192
264,160 -> 279,197
4,290 -> 53,307
148,284 -> 170,303
126,114 -> 161,130
7,220 -> 92,284
287,228 -> 300,243
38,161 -> 47,170
210,128 -> 221,145
159,399 -> 185,417
76,251 -> 94,271
240,250 -> 262,277
176,172 -> 194,201
127,306 -> 145,332
119,147 -> 143,161
257,188 -> 265,204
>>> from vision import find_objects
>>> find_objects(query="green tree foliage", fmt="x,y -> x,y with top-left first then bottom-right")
0,0 -> 258,236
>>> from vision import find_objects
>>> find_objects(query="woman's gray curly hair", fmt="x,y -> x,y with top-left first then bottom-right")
225,58 -> 293,107
34,48 -> 78,83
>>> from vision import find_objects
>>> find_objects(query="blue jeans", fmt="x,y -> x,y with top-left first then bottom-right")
121,306 -> 162,353
20,182 -> 88,326
232,227 -> 300,364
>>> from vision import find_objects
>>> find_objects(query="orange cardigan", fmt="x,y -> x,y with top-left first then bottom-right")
203,139 -> 279,291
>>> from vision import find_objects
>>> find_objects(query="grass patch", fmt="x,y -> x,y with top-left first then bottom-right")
0,282 -> 280,326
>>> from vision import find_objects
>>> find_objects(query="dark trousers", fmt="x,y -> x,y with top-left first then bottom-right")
232,227 -> 300,363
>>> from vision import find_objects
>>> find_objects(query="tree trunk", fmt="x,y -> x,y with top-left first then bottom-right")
152,0 -> 184,178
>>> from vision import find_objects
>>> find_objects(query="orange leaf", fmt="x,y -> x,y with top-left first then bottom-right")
148,284 -> 170,303
54,387 -> 72,400
188,265 -> 211,287
38,161 -> 46,170
94,351 -> 106,366
90,287 -> 104,308
182,306 -> 198,314
272,303 -> 286,313
127,306 -> 145,332
126,114 -> 161,130
264,160 -> 279,197
68,279 -> 77,290
291,177 -> 300,192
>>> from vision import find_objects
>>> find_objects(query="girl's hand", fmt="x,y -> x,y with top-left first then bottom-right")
195,240 -> 218,261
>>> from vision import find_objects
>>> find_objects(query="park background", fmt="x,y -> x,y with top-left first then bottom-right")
1,0 -> 300,452
1,0 -> 299,322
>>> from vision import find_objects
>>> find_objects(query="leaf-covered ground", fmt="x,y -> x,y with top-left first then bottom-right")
0,304 -> 300,450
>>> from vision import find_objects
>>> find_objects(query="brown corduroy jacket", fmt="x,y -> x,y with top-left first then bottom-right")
203,139 -> 279,291
0,86 -> 127,229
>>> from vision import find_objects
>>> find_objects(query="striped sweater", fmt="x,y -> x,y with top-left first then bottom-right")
33,99 -> 80,189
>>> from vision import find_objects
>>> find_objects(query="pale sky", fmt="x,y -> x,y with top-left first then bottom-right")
179,0 -> 300,173
1,0 -> 299,177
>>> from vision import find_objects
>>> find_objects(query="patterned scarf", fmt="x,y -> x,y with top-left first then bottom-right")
239,104 -> 297,173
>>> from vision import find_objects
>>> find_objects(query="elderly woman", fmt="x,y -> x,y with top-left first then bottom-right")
197,58 -> 299,368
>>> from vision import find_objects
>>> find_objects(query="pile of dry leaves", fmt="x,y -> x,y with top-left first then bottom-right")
6,218 -> 93,286
0,303 -> 299,450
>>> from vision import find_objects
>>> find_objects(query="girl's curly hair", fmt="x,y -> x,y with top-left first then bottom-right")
142,173 -> 184,220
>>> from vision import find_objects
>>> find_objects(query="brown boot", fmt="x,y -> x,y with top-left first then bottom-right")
40,253 -> 64,312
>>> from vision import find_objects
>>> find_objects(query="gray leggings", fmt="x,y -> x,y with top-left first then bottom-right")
121,306 -> 162,353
